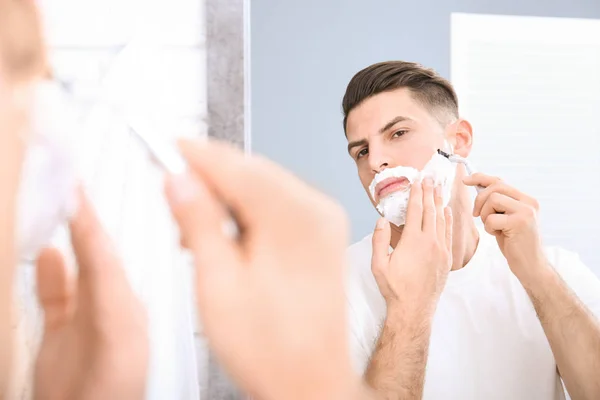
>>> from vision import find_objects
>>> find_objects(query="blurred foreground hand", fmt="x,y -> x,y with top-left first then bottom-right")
33,191 -> 148,400
166,139 -> 369,400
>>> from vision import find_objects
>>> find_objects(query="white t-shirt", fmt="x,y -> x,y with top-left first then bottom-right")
346,228 -> 600,400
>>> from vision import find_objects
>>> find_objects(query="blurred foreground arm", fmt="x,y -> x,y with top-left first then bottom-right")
0,84 -> 26,397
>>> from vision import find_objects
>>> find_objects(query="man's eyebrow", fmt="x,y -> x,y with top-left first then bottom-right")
379,115 -> 413,133
347,138 -> 368,155
347,116 -> 413,155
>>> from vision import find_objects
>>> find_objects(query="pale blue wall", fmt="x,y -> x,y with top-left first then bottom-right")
250,0 -> 600,243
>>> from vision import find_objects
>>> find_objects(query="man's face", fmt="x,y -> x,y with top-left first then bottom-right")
345,88 -> 452,208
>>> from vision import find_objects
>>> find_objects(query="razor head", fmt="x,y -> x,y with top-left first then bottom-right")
436,149 -> 481,191
437,149 -> 452,159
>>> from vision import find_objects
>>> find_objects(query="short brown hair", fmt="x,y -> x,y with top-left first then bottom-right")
342,61 -> 459,133
0,0 -> 48,83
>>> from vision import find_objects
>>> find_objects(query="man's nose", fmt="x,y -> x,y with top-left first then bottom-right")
369,147 -> 391,173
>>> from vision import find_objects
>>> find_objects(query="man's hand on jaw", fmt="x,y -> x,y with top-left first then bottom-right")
373,177 -> 453,317
465,173 -> 600,400
366,177 -> 453,399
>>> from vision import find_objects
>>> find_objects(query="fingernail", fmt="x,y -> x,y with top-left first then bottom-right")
424,177 -> 434,187
376,218 -> 387,229
177,136 -> 209,149
167,171 -> 203,204
435,184 -> 442,197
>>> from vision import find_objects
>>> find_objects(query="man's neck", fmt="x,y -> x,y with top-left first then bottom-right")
449,208 -> 479,271
389,206 -> 479,272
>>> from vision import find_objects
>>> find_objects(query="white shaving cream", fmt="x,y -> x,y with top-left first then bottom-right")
16,81 -> 78,261
369,149 -> 457,226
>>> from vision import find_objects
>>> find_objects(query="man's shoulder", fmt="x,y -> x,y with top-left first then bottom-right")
542,245 -> 600,314
542,244 -> 585,271
344,233 -> 384,309
346,234 -> 374,271
346,233 -> 373,256
541,244 -> 597,278
345,233 -> 386,360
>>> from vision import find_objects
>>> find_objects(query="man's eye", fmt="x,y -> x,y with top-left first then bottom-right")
392,130 -> 408,138
357,148 -> 368,159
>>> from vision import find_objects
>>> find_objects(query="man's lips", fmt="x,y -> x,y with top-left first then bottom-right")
375,177 -> 409,201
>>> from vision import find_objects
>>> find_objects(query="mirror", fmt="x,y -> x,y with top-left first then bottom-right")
250,2 -> 600,276
250,3 -> 600,400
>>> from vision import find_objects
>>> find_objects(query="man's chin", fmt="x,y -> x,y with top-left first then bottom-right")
372,209 -> 406,229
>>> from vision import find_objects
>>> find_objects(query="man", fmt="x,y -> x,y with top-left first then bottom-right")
343,61 -> 600,399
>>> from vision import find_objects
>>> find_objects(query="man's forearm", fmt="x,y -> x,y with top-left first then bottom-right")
364,309 -> 433,400
520,262 -> 600,400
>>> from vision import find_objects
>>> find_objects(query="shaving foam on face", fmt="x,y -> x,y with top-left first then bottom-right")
369,148 -> 457,226
16,81 -> 79,261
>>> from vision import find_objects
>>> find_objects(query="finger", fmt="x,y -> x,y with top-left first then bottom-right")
36,248 -> 75,330
421,178 -> 436,233
178,139 -> 318,235
371,218 -> 391,276
479,193 -> 522,224
69,188 -> 124,285
165,171 -> 242,295
472,181 -> 525,217
483,213 -> 509,236
462,173 -> 501,189
444,207 -> 453,254
434,184 -> 445,243
404,178 -> 423,232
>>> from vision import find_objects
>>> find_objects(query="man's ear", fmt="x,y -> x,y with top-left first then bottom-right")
450,119 -> 473,158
